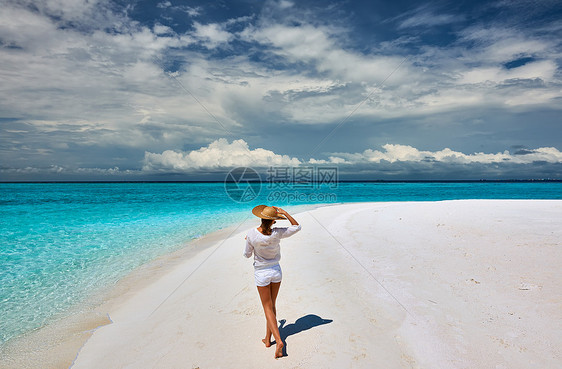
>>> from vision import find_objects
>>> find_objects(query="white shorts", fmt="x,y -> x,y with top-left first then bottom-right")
254,264 -> 282,287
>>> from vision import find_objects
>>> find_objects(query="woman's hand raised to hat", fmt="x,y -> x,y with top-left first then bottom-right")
272,206 -> 298,226
272,206 -> 287,215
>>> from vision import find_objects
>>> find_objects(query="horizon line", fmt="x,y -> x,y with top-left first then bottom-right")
1,179 -> 561,184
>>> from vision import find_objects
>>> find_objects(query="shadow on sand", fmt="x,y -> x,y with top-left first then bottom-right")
277,314 -> 333,357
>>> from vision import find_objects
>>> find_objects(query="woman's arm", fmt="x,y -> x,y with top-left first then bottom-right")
273,206 -> 298,226
243,235 -> 254,258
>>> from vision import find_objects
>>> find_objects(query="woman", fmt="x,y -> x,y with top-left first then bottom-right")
244,205 -> 301,359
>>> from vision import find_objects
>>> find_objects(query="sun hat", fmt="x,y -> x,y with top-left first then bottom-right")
252,205 -> 287,220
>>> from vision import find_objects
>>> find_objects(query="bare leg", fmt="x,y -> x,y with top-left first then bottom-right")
262,282 -> 281,347
257,283 -> 284,358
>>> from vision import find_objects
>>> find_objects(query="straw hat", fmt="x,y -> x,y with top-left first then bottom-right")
252,205 -> 286,220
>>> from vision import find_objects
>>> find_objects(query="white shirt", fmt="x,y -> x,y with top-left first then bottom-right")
244,224 -> 302,268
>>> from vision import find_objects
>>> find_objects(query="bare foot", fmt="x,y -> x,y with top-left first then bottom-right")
275,342 -> 284,359
262,338 -> 272,348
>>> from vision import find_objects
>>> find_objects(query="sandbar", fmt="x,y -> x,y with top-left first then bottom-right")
5,200 -> 562,368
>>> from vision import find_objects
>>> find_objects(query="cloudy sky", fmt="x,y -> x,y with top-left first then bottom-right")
1,0 -> 561,181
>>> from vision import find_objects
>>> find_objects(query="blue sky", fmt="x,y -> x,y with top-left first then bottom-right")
1,0 -> 561,180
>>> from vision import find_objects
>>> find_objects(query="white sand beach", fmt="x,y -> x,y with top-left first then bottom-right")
4,200 -> 562,368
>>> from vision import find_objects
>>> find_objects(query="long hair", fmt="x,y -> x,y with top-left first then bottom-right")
260,218 -> 275,236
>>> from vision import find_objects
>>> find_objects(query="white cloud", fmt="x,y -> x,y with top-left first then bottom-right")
177,5 -> 201,17
2,0 -> 560,136
143,139 -> 562,173
398,11 -> 463,29
457,26 -> 555,68
0,165 -> 138,177
0,2 -> 204,151
459,60 -> 557,84
193,22 -> 233,48
157,1 -> 171,8
278,1 -> 294,10
153,24 -> 174,36
243,23 -> 409,85
325,144 -> 562,165
3,138 -> 560,179
0,4 -> 60,50
143,138 -> 302,171
237,14 -> 561,124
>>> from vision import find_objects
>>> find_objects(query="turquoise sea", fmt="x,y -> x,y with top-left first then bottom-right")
1,181 -> 561,345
